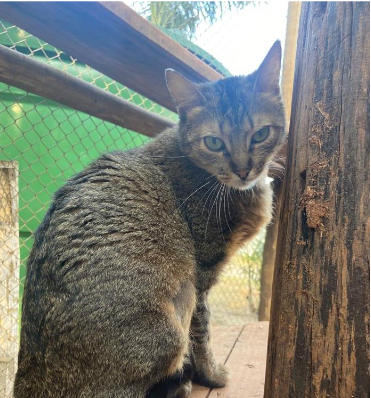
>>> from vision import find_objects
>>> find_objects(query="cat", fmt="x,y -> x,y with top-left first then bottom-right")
14,41 -> 285,398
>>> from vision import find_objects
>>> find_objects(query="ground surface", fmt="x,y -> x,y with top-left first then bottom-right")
190,322 -> 269,398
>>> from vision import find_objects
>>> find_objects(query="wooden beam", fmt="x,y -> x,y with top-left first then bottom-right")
0,2 -> 223,112
281,2 -> 301,129
258,2 -> 301,322
265,3 -> 369,397
0,161 -> 19,398
0,44 -> 174,137
258,179 -> 282,321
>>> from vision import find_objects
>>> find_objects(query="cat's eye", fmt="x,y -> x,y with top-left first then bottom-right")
252,127 -> 270,143
204,136 -> 225,151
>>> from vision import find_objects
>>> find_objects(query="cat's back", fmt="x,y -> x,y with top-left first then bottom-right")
16,148 -> 197,397
21,149 -> 195,340
36,149 -> 188,263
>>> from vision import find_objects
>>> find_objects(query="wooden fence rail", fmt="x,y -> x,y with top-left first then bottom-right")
0,44 -> 174,137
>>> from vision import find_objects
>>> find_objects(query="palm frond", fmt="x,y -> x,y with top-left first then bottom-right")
137,1 -> 256,40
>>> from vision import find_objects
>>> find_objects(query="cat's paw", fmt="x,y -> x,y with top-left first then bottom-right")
193,363 -> 229,389
171,380 -> 192,398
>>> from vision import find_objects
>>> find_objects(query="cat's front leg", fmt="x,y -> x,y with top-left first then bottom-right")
190,291 -> 229,388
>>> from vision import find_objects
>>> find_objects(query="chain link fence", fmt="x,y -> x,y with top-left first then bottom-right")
0,5 -> 274,396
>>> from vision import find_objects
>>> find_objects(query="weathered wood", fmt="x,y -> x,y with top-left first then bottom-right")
0,44 -> 174,137
280,2 -> 301,129
208,322 -> 269,398
265,3 -> 370,398
258,179 -> 282,321
258,2 -> 301,322
0,161 -> 19,398
0,2 -> 223,112
190,323 -> 269,398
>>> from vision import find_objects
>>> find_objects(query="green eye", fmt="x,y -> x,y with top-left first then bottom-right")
252,126 -> 270,143
204,136 -> 225,151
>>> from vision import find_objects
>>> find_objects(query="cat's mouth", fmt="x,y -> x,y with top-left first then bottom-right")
218,174 -> 261,191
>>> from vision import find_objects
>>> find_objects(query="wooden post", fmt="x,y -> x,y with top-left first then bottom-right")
258,2 -> 301,321
0,161 -> 19,398
264,3 -> 369,397
258,179 -> 282,321
280,1 -> 302,129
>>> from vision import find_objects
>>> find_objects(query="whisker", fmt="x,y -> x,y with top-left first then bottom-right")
204,182 -> 221,239
222,185 -> 232,234
216,184 -> 225,243
226,186 -> 233,221
201,181 -> 220,217
194,180 -> 217,214
177,180 -> 211,210
176,172 -> 219,212
238,189 -> 249,204
269,172 -> 283,182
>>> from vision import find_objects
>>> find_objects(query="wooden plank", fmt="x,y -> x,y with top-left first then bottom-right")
0,161 -> 19,398
0,2 -> 223,112
265,3 -> 369,397
0,44 -> 174,138
191,325 -> 244,398
190,323 -> 269,398
208,322 -> 269,398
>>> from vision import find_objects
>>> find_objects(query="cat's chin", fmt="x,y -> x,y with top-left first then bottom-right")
218,177 -> 258,191
230,179 -> 258,191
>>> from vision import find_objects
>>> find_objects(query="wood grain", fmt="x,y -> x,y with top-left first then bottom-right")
0,161 -> 19,398
0,2 -> 222,112
0,44 -> 174,137
191,325 -> 243,398
190,323 -> 269,398
208,323 -> 269,398
258,180 -> 282,321
265,3 -> 370,397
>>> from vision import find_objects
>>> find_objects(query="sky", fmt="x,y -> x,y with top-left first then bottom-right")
126,1 -> 289,76
193,2 -> 289,75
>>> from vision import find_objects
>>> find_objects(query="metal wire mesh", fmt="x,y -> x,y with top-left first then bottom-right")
209,230 -> 265,325
0,7 -> 267,396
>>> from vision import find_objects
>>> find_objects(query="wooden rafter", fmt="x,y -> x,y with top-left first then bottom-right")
0,2 -> 223,112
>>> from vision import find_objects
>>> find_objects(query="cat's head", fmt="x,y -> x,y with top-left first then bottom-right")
166,41 -> 286,190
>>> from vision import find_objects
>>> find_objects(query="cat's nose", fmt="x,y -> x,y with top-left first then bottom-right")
235,169 -> 250,180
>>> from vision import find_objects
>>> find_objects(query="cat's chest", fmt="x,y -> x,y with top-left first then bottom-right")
192,218 -> 255,269
184,183 -> 273,290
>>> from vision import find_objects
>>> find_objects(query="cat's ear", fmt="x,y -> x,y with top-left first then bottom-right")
165,69 -> 205,113
254,40 -> 282,93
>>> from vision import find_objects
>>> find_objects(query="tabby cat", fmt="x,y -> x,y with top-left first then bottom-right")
14,41 -> 285,398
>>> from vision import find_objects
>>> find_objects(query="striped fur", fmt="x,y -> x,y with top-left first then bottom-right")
15,42 -> 285,398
